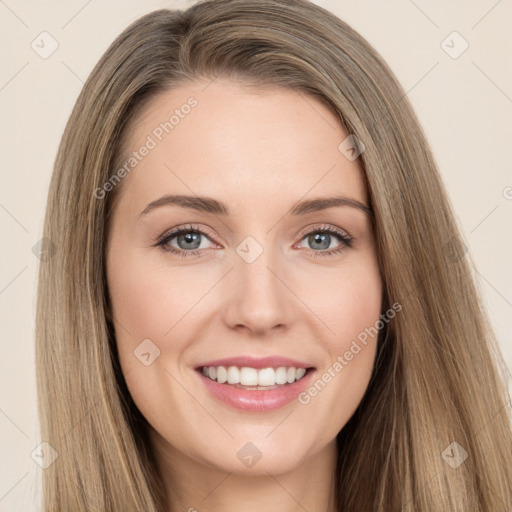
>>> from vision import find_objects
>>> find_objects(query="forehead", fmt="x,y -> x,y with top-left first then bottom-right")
116,79 -> 368,214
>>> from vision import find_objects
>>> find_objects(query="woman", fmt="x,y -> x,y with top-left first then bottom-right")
35,0 -> 512,510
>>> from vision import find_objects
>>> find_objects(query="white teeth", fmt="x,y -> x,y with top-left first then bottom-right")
201,365 -> 310,386
240,367 -> 258,386
275,367 -> 288,385
227,366 -> 239,384
258,368 -> 275,386
296,368 -> 306,380
216,366 -> 228,384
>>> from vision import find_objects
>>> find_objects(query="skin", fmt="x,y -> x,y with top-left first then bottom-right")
106,78 -> 382,512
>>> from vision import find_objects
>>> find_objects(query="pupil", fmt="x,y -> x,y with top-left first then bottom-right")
310,233 -> 329,250
179,232 -> 200,249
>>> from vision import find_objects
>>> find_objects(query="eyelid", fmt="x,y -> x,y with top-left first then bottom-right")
295,223 -> 353,243
155,223 -> 218,246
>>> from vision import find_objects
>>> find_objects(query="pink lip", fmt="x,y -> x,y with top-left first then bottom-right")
195,367 -> 316,412
195,355 -> 314,370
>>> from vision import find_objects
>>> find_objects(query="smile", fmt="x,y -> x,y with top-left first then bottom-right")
200,365 -> 308,388
196,365 -> 316,412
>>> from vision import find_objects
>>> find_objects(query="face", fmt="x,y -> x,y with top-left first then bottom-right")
106,78 -> 382,476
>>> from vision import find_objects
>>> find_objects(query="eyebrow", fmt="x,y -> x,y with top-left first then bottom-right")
138,194 -> 372,218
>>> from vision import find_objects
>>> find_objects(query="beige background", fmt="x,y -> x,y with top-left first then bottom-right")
1,0 -> 511,509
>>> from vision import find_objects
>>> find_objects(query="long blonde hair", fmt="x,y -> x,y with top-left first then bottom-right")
35,0 -> 512,509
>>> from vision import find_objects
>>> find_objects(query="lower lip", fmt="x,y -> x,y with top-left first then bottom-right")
196,368 -> 316,412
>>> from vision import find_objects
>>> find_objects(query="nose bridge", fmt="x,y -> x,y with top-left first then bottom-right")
223,233 -> 293,333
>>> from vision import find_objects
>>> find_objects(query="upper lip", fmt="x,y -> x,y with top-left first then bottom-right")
195,356 -> 315,370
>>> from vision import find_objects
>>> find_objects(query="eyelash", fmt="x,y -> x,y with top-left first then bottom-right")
153,223 -> 354,259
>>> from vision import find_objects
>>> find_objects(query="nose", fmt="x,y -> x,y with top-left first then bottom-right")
222,248 -> 295,336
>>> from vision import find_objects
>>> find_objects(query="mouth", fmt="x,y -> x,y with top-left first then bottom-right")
197,365 -> 315,390
194,363 -> 317,412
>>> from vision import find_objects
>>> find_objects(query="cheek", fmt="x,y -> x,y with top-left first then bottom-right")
309,256 -> 383,347
332,275 -> 382,344
106,243 -> 179,389
333,261 -> 382,374
106,248 -> 192,428
109,270 -> 171,338
107,246 -> 200,345
106,244 -> 221,403
296,257 -> 382,424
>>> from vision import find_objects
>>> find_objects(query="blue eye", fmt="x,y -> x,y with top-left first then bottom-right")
155,224 -> 214,258
297,227 -> 353,258
154,224 -> 353,258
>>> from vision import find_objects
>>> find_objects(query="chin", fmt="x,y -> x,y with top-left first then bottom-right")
194,431 -> 318,475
